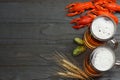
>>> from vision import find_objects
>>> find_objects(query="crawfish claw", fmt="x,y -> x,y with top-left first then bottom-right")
66,3 -> 76,9
72,25 -> 85,29
67,12 -> 80,17
70,18 -> 81,23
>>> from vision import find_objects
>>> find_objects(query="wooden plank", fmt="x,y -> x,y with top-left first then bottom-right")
0,0 -> 119,80
0,66 -> 58,80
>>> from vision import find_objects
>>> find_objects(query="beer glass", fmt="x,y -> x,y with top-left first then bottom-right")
84,46 -> 120,77
84,15 -> 118,49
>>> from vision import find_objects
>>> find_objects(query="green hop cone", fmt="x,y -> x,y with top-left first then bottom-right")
73,46 -> 86,56
74,37 -> 84,45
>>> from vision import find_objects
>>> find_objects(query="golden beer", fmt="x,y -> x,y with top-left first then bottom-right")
84,15 -> 117,49
84,30 -> 104,49
84,46 -> 115,77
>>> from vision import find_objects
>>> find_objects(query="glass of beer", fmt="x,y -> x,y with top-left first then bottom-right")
84,46 -> 120,77
84,15 -> 118,49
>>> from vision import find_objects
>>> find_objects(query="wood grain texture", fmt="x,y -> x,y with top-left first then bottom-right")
0,0 -> 120,80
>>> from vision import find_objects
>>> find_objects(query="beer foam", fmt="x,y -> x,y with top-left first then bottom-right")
91,17 -> 115,40
91,47 -> 115,71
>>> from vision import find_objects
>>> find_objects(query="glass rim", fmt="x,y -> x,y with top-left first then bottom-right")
90,46 -> 116,71
90,15 -> 117,41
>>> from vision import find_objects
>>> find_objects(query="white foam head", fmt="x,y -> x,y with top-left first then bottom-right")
91,16 -> 116,41
91,47 -> 115,71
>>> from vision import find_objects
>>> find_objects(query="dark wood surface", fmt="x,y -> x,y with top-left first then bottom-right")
0,0 -> 120,80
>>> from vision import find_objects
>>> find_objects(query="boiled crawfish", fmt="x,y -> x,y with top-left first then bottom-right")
66,0 -> 120,29
70,9 -> 119,29
91,0 -> 116,5
66,2 -> 94,16
103,3 -> 120,12
92,10 -> 119,24
71,14 -> 96,29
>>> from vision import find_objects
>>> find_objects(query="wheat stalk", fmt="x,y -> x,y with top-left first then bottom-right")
62,63 -> 81,75
57,71 -> 85,80
62,59 -> 89,78
54,52 -> 92,80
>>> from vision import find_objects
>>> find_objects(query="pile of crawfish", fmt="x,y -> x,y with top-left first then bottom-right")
66,0 -> 120,29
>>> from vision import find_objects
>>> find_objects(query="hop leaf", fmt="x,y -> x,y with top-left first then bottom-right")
74,37 -> 84,45
73,46 -> 86,56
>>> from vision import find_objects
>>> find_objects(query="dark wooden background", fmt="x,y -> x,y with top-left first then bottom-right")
0,0 -> 120,80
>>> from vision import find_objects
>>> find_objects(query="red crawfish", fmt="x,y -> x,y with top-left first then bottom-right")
93,10 -> 119,24
91,0 -> 116,5
71,14 -> 96,29
103,3 -> 120,13
66,2 -> 94,16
